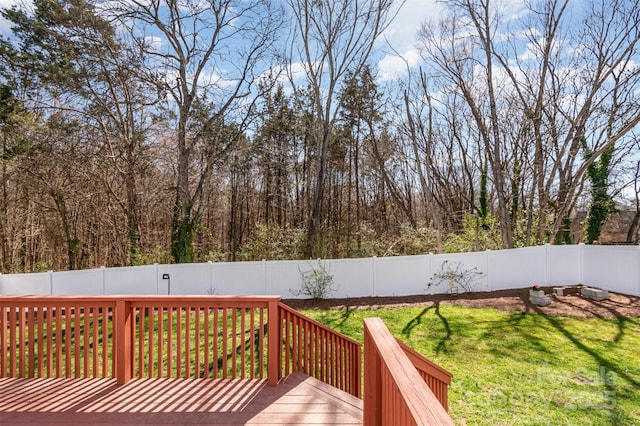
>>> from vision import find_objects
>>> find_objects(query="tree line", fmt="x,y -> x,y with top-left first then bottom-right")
0,0 -> 638,273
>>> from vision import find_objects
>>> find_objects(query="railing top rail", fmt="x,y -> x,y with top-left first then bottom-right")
0,295 -> 281,303
364,317 -> 454,425
278,302 -> 361,347
396,338 -> 452,385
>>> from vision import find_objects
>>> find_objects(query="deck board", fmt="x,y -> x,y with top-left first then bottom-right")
0,372 -> 363,425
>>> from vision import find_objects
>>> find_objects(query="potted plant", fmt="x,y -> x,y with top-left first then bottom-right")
530,284 -> 543,297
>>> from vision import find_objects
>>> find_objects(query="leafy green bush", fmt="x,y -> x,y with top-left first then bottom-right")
240,224 -> 305,260
444,214 -> 502,253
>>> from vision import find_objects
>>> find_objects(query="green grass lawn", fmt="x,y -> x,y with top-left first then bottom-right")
299,303 -> 640,426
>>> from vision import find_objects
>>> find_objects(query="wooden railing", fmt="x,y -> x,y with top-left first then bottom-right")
396,338 -> 452,410
278,302 -> 361,397
1,295 -> 361,395
2,296 -> 452,421
0,296 -> 117,380
0,296 -> 282,384
363,317 -> 454,426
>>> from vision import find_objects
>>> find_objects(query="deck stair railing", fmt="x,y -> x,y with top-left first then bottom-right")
278,302 -> 361,397
363,317 -> 454,425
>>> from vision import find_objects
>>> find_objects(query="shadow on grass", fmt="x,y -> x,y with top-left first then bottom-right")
538,312 -> 639,425
402,302 -> 451,354
540,313 -> 639,387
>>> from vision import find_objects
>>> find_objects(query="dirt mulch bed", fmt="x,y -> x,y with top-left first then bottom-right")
283,287 -> 640,319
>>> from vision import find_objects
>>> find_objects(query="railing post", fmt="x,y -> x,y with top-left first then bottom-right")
355,343 -> 362,398
115,298 -> 133,384
267,298 -> 280,385
363,321 -> 382,426
0,300 -> 5,378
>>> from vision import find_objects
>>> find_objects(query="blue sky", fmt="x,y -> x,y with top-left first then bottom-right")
0,0 -> 442,81
377,0 -> 442,80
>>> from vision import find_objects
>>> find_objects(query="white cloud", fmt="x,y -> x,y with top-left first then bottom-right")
377,47 -> 421,81
0,0 -> 21,35
381,0 -> 442,54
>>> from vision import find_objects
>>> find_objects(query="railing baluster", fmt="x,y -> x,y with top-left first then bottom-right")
147,308 -> 154,379
137,307 -> 144,378
222,307 -> 228,378
167,307 -> 173,378
240,307 -> 246,379
258,307 -> 264,379
249,308 -> 255,378
231,308 -> 237,379
28,307 -> 35,378
177,306 -> 182,378
19,307 -> 26,378
185,306 -> 190,378
203,307 -> 209,379
195,307 -> 201,379
83,308 -> 89,378
92,307 -> 98,378
64,306 -> 72,378
0,305 -> 6,377
284,310 -> 290,376
157,307 -> 163,379
213,307 -> 218,379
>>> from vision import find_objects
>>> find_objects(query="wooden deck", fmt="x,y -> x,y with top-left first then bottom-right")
0,372 -> 363,425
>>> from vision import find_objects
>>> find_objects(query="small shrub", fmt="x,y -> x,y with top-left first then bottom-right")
427,260 -> 486,294
291,259 -> 338,300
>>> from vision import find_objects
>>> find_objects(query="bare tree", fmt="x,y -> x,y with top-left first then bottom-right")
113,0 -> 284,262
284,0 -> 401,257
417,0 -> 640,247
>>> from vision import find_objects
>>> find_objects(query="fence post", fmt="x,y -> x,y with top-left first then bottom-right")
101,266 -> 106,295
267,298 -> 280,385
544,244 -> 549,286
485,250 -> 492,291
115,298 -> 133,384
372,256 -> 377,296
263,259 -> 267,295
579,243 -> 585,284
154,263 -> 159,295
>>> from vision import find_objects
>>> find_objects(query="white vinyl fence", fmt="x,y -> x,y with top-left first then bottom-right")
1,244 -> 638,297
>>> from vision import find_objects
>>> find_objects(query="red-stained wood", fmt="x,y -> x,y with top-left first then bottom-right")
2,296 -> 361,400
363,317 -> 453,426
0,295 -> 454,425
277,302 -> 361,398
396,338 -> 452,411
0,372 -> 363,425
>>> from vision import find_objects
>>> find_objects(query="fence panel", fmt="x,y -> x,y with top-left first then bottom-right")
104,265 -> 157,294
488,247 -> 546,290
1,245 -> 639,297
428,252 -> 489,294
326,258 -> 374,298
265,260 -> 307,298
583,246 -> 640,296
212,261 -> 265,295
52,269 -> 103,295
374,255 -> 429,297
0,272 -> 50,295
546,245 -> 582,285
155,263 -> 212,295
